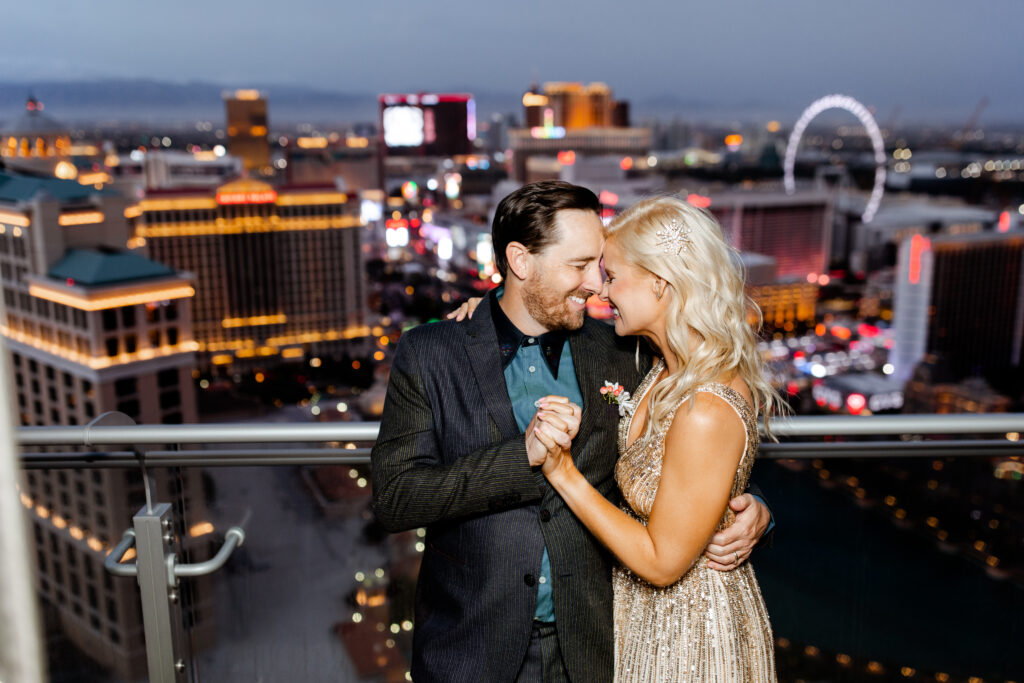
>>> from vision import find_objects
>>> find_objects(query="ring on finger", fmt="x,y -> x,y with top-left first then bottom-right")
733,551 -> 739,564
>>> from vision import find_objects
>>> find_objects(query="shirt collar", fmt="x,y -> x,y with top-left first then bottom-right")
490,291 -> 569,379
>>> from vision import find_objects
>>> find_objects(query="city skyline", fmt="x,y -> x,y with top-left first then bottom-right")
2,0 -> 1022,124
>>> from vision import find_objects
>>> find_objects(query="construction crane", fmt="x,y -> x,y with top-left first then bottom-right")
954,97 -> 988,149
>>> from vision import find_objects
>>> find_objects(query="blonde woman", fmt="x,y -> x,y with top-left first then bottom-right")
532,196 -> 782,681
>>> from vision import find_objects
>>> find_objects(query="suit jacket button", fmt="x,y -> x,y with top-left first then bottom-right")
539,509 -> 551,522
524,573 -> 536,587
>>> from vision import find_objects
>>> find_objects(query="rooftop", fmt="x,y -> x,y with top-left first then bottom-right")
0,170 -> 116,203
0,96 -> 68,136
47,248 -> 176,286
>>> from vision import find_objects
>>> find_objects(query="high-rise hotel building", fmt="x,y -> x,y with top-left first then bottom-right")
129,178 -> 369,371
892,230 -> 1024,390
224,89 -> 271,175
0,170 -> 212,679
710,188 -> 833,282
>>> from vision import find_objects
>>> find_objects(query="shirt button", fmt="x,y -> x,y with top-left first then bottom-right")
524,574 -> 536,587
540,509 -> 551,522
528,337 -> 535,343
528,365 -> 536,373
538,576 -> 547,585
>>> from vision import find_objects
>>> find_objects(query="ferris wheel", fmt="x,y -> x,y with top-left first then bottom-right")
783,94 -> 887,223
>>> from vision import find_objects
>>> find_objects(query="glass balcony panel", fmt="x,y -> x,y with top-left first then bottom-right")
23,436 -> 1024,682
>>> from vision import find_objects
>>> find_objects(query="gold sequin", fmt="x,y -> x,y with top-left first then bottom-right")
612,359 -> 777,682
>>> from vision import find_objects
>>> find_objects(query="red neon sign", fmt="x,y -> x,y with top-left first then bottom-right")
686,194 -> 712,209
998,210 -> 1011,233
216,190 -> 277,205
846,393 -> 867,414
908,234 -> 930,284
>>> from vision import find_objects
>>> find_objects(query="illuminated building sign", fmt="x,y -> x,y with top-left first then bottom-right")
908,234 -> 931,284
216,189 -> 277,205
380,93 -> 475,155
531,108 -> 566,140
58,211 -> 105,227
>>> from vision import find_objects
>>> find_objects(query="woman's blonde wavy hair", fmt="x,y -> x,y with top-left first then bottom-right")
606,195 -> 786,441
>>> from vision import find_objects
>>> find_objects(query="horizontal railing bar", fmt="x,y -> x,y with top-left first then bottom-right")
759,440 -> 1024,458
17,441 -> 1020,469
15,414 -> 1024,447
16,422 -> 382,446
19,449 -> 374,469
767,413 -> 1024,437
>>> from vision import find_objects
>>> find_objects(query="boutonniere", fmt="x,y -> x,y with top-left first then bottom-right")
601,381 -> 635,417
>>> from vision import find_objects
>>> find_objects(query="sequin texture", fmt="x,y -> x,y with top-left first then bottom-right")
612,360 -> 777,682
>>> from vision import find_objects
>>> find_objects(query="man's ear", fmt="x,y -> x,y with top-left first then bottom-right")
505,241 -> 532,281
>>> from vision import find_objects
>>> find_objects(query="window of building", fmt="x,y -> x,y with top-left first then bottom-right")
162,412 -> 183,424
102,309 -> 118,332
167,327 -> 179,345
114,377 -> 137,397
165,301 -> 178,321
159,390 -> 181,411
84,402 -> 95,418
121,306 -> 136,328
105,337 -> 119,357
116,399 -> 140,418
124,334 -> 137,354
157,368 -> 178,388
149,329 -> 161,348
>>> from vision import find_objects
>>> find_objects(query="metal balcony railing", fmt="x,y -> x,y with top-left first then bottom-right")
11,412 -> 1024,683
16,412 -> 1024,468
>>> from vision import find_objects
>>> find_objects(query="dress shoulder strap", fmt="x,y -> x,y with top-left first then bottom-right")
692,383 -> 758,435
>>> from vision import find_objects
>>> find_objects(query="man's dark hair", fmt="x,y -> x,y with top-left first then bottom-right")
491,180 -> 600,279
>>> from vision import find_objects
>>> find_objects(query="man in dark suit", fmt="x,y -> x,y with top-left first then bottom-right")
371,181 -> 772,682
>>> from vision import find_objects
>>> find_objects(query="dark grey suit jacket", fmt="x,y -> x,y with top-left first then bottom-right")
371,290 -> 649,682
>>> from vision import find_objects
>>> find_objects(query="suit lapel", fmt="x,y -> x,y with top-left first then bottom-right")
464,292 -> 521,440
569,322 -> 601,464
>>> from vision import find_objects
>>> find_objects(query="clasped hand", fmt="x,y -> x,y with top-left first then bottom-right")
525,395 -> 581,476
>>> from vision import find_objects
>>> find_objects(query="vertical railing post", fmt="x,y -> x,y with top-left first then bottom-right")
0,335 -> 44,682
133,502 -> 190,682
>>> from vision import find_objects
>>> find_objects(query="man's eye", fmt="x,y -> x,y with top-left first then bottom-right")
573,264 -> 587,271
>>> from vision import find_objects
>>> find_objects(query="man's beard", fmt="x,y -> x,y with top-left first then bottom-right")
521,275 -> 588,331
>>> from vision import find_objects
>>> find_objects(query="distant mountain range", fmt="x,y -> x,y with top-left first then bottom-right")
1,78 -> 1011,129
0,78 -> 780,128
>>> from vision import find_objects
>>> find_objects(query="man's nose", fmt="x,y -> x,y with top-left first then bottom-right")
582,262 -> 603,295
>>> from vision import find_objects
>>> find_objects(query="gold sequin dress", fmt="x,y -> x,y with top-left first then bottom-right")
612,360 -> 777,682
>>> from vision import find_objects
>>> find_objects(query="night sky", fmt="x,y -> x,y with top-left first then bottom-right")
3,0 -> 1021,122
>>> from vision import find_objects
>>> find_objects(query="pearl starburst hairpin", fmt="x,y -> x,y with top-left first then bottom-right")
655,219 -> 692,255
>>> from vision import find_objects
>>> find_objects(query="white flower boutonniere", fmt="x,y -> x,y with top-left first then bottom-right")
601,381 -> 635,417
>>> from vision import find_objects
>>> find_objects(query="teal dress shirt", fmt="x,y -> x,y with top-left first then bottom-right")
492,293 -> 583,623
